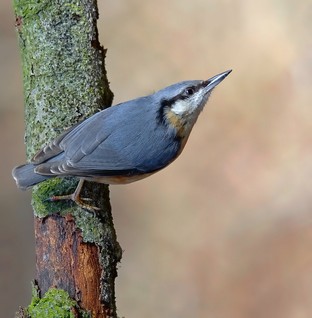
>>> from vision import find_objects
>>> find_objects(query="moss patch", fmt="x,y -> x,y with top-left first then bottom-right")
31,177 -> 79,217
28,287 -> 81,318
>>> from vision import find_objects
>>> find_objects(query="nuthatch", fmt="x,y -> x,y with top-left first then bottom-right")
13,70 -> 231,210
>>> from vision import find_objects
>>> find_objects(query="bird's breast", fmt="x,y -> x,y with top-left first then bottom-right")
85,171 -> 157,185
164,108 -> 187,139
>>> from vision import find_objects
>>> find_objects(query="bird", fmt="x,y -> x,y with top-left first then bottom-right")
13,70 -> 231,210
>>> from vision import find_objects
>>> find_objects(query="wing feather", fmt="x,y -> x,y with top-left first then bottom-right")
32,96 -> 181,177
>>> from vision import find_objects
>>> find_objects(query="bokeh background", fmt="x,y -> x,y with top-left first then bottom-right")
1,1 -> 312,317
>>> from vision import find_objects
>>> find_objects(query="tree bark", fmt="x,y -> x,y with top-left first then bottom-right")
13,1 -> 121,317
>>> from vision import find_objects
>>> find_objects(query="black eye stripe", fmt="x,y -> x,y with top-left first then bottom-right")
157,82 -> 205,125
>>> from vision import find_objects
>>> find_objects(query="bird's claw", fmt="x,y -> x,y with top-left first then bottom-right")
48,179 -> 100,212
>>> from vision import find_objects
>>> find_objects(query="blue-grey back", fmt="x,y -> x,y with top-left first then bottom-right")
58,94 -> 181,173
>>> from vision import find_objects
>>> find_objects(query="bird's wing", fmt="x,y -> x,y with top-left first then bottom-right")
34,100 -> 180,177
32,122 -> 81,164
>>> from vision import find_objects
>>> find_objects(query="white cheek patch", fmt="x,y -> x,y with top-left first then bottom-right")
171,99 -> 190,116
171,90 -> 205,116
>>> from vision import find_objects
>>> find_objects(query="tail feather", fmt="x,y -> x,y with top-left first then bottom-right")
12,164 -> 50,190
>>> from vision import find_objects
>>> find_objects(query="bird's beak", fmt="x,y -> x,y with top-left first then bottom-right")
204,69 -> 232,92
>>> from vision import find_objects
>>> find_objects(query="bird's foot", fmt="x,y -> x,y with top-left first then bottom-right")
48,179 -> 100,212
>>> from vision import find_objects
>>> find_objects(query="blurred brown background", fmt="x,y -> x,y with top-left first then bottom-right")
1,1 -> 312,317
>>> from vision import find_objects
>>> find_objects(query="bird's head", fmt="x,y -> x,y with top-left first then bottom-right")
155,70 -> 232,138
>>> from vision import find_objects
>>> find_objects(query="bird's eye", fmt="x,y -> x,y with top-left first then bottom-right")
185,87 -> 195,96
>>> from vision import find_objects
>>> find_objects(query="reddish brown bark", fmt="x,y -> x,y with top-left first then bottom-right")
35,214 -> 106,317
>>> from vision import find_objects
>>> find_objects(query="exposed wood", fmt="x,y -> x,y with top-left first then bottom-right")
35,214 -> 105,317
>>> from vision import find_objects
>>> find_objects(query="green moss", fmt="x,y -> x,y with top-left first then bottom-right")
28,288 -> 77,318
14,0 -> 50,18
31,177 -> 79,217
14,0 -> 113,159
27,285 -> 92,318
73,207 -> 106,243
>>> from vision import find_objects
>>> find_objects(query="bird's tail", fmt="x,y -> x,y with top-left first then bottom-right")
12,164 -> 50,190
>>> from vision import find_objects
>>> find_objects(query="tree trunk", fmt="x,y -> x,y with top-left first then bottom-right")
13,1 -> 121,317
